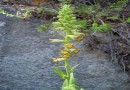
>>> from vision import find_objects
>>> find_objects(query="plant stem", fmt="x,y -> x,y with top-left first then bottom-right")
64,30 -> 71,85
65,59 -> 70,78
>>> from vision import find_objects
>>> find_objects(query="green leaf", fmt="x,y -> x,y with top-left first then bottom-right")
76,21 -> 86,29
62,79 -> 69,89
92,22 -> 98,27
91,23 -> 111,32
62,85 -> 84,90
91,23 -> 100,32
69,73 -> 76,85
70,64 -> 80,72
0,9 -> 15,17
53,67 -> 67,79
56,66 -> 65,68
37,24 -> 50,32
126,17 -> 130,23
99,24 -> 112,32
62,73 -> 76,89
62,86 -> 76,90
107,15 -> 119,20
62,73 -> 84,90
96,12 -> 109,17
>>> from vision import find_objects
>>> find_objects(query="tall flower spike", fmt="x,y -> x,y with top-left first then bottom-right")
52,4 -> 85,90
53,5 -> 79,32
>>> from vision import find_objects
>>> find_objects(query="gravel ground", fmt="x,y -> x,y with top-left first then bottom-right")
0,7 -> 130,90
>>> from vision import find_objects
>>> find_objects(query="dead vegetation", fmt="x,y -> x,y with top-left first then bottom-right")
85,3 -> 130,77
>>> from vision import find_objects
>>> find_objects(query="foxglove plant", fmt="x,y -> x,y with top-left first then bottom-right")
51,4 -> 85,90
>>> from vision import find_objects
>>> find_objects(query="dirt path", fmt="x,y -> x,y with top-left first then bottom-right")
0,7 -> 130,90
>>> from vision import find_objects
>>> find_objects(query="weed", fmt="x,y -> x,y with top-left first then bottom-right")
51,4 -> 85,90
0,9 -> 15,17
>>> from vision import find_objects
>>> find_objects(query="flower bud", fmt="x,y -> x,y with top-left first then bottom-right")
75,37 -> 84,42
67,35 -> 77,40
73,32 -> 85,37
60,50 -> 71,59
62,54 -> 71,59
64,43 -> 74,49
49,39 -> 64,43
68,34 -> 84,42
52,58 -> 59,63
72,49 -> 80,54
52,58 -> 66,63
60,50 -> 70,55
